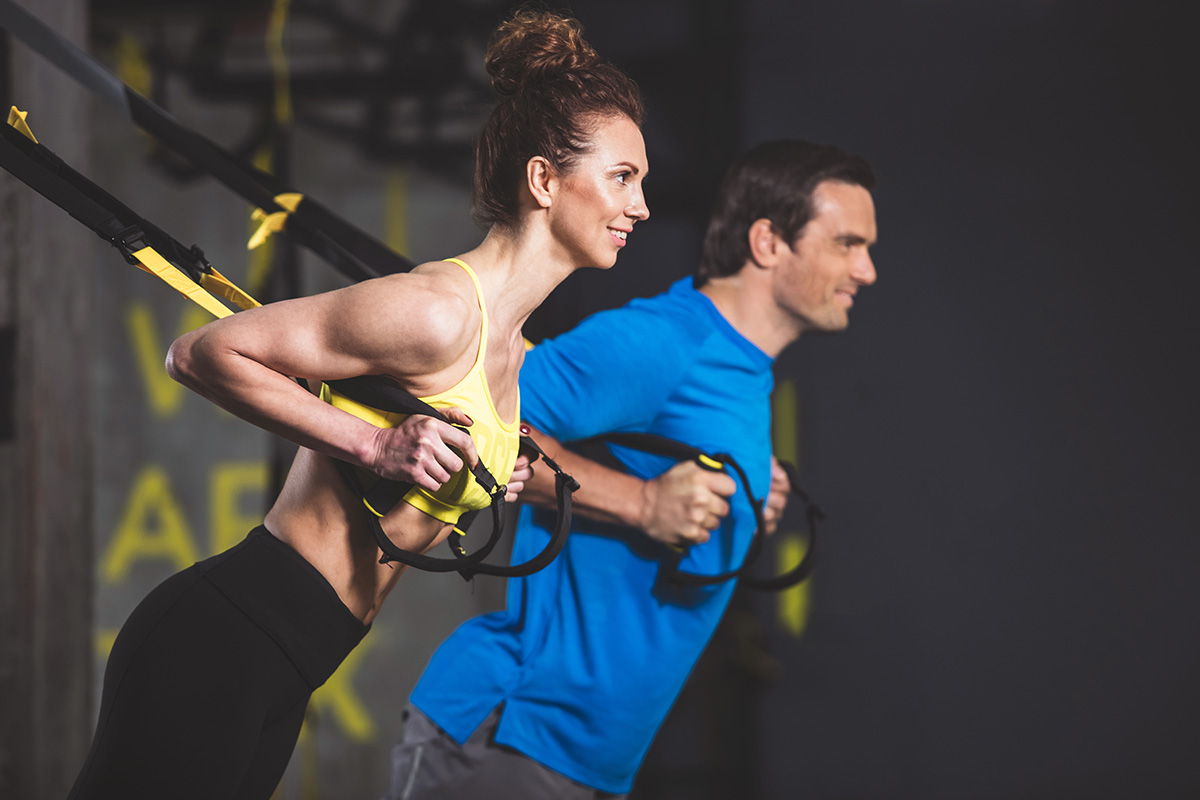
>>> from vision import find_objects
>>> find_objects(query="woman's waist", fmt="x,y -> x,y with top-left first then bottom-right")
196,525 -> 370,686
265,449 -> 450,619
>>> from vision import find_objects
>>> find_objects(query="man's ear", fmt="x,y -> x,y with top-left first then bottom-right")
747,218 -> 784,268
526,156 -> 555,209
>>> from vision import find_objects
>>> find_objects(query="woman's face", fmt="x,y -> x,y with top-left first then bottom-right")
549,114 -> 650,269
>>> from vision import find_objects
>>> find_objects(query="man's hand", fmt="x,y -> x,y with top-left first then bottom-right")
762,457 -> 791,536
366,406 -> 480,491
504,454 -> 534,502
639,460 -> 737,547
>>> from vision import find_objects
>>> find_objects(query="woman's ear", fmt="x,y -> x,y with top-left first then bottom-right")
526,156 -> 555,209
747,218 -> 783,268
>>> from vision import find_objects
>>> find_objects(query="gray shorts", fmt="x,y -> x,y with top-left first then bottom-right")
382,704 -> 627,800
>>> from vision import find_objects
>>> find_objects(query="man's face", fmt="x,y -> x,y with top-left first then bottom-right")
773,180 -> 877,332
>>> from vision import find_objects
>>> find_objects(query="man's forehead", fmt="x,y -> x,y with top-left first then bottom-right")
811,180 -> 876,239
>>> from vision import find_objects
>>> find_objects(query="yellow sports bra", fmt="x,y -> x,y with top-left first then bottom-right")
320,258 -> 521,523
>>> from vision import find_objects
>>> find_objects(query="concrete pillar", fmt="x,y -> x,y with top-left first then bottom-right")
0,0 -> 95,797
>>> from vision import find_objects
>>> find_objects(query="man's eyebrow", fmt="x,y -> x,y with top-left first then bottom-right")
835,233 -> 872,245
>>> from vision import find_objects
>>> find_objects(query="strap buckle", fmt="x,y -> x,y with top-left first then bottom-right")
108,224 -> 149,264
188,244 -> 212,274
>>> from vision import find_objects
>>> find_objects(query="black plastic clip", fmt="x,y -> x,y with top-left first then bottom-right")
108,224 -> 148,265
188,243 -> 212,274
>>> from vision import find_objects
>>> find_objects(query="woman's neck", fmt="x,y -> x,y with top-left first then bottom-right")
455,224 -> 576,334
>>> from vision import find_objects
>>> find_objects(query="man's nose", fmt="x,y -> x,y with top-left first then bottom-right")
854,252 -> 877,286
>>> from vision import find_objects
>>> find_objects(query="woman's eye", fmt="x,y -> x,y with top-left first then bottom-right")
616,172 -> 630,184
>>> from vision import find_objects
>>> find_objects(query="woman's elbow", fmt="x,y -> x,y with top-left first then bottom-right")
165,330 -> 204,387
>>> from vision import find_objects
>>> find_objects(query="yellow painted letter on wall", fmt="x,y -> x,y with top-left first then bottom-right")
126,301 -> 211,418
102,464 -> 199,583
210,461 -> 269,555
773,379 -> 799,467
772,380 -> 813,636
776,533 -> 813,637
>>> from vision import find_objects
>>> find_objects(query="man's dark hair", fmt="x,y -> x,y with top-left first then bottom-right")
696,140 -> 876,285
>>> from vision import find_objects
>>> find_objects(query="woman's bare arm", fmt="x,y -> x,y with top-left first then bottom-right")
167,269 -> 482,492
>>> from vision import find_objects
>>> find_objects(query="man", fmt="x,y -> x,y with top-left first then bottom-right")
385,139 -> 878,799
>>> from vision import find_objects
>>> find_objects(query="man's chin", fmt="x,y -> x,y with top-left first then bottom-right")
810,316 -> 851,334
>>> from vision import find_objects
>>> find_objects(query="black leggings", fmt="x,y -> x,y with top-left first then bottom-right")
68,527 -> 369,800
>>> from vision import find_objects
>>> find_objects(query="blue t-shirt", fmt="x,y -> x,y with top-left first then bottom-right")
410,278 -> 775,793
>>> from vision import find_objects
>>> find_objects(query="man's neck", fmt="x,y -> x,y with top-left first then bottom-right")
698,272 -> 802,359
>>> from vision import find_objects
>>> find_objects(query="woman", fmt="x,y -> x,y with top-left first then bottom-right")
68,9 -> 648,799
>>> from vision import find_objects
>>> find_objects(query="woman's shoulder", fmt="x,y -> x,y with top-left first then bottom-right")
354,261 -> 482,373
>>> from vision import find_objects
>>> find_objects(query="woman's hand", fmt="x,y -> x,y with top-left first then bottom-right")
167,267 -> 483,474
366,406 -> 480,491
503,454 -> 534,502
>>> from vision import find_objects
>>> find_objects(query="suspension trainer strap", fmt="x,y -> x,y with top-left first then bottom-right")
0,108 -> 574,581
325,376 -> 507,575
739,460 -> 821,591
0,110 -> 251,318
586,431 -> 818,591
0,0 -> 416,282
454,433 -> 579,581
327,377 -> 579,580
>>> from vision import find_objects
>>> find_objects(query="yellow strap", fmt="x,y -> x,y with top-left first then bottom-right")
8,107 -> 38,143
200,269 -> 262,311
697,454 -> 724,471
247,192 -> 304,250
6,107 -> 261,320
131,246 -> 234,319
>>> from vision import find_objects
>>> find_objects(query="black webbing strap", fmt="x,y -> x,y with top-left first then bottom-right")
0,118 -> 203,274
0,110 -> 575,582
453,435 -> 578,581
586,432 -> 820,591
121,91 -> 409,280
0,120 -> 119,239
742,460 -> 822,591
327,377 -> 579,581
0,0 -> 416,282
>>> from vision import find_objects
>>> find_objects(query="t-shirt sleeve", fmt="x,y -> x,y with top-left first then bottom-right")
520,304 -> 700,441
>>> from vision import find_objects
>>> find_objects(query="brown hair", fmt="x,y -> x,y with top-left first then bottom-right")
472,8 -> 645,229
697,140 -> 876,285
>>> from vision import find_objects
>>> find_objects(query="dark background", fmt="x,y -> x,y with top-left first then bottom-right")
559,2 -> 1200,799
6,0 -> 1196,797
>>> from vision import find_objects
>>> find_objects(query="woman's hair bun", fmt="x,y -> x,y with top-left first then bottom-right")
472,6 -> 644,229
485,8 -> 600,97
